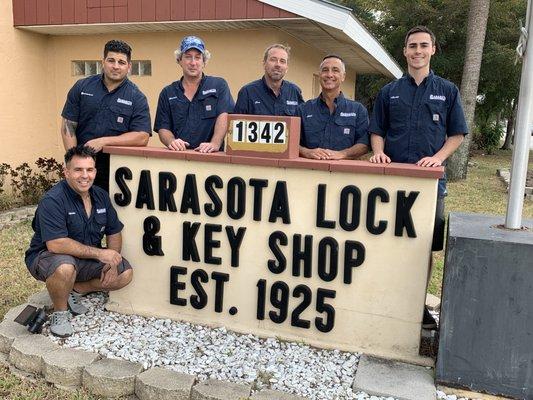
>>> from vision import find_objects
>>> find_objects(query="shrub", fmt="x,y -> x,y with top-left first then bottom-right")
473,121 -> 503,155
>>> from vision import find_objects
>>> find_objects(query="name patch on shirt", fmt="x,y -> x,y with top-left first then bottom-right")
306,114 -> 313,118
117,98 -> 132,106
430,95 -> 446,101
68,211 -> 76,215
202,89 -> 217,95
168,96 -> 178,101
254,101 -> 261,104
286,100 -> 298,106
390,95 -> 400,99
96,208 -> 107,214
81,92 -> 93,97
340,112 -> 357,117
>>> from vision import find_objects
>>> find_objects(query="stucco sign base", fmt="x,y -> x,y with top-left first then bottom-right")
107,152 -> 438,365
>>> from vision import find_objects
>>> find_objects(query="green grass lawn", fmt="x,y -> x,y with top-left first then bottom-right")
0,149 -> 531,398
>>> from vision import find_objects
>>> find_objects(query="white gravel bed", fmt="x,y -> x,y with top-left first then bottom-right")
43,293 -> 472,400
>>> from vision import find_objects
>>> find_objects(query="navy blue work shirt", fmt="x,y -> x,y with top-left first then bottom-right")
298,93 -> 369,151
61,74 -> 152,145
369,71 -> 468,195
25,180 -> 123,268
154,75 -> 234,149
234,77 -> 304,116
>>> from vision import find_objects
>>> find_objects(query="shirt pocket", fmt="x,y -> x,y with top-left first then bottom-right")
389,98 -> 408,131
332,116 -> 357,150
66,213 -> 85,243
302,116 -> 323,148
201,94 -> 219,120
283,105 -> 297,116
89,213 -> 107,247
425,102 -> 447,135
109,105 -> 133,134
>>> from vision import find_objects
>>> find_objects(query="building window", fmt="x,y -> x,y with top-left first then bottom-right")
71,60 -> 152,77
312,73 -> 320,97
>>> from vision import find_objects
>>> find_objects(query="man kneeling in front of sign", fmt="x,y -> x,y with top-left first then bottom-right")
25,145 -> 133,337
299,55 -> 369,160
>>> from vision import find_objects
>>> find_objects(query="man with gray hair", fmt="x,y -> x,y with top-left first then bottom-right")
234,44 -> 303,115
299,55 -> 369,160
155,36 -> 234,152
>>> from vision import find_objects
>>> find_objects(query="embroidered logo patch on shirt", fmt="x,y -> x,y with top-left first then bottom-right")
433,114 -> 440,122
96,208 -> 107,214
343,128 -> 351,135
168,96 -> 178,101
202,89 -> 217,95
68,211 -> 76,215
117,98 -> 132,106
430,94 -> 446,101
206,105 -> 212,111
306,114 -> 313,118
117,116 -> 124,123
81,92 -> 94,97
340,112 -> 356,117
254,101 -> 261,104
286,100 -> 298,106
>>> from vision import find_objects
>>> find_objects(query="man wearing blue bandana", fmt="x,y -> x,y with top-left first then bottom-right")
369,26 -> 468,329
299,55 -> 369,160
155,36 -> 234,152
234,44 -> 303,116
61,40 -> 151,192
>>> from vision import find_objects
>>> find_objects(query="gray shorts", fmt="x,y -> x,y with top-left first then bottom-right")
28,250 -> 132,282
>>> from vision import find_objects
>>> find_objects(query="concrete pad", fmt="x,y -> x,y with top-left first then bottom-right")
353,355 -> 436,400
0,318 -> 31,354
191,379 -> 252,400
9,334 -> 60,375
425,293 -> 441,311
251,389 -> 307,399
27,290 -> 53,309
135,367 -> 196,400
83,357 -> 143,398
43,348 -> 100,388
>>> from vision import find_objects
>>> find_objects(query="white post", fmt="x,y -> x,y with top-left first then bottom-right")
505,0 -> 533,229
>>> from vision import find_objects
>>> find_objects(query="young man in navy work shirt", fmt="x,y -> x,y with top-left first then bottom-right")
25,146 -> 133,337
369,26 -> 468,329
234,44 -> 304,116
299,55 -> 369,160
155,36 -> 234,153
61,40 -> 151,192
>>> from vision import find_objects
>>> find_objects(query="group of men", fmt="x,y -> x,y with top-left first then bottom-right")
25,25 -> 467,337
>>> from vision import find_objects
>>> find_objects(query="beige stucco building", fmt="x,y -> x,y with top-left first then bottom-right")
2,0 -> 401,167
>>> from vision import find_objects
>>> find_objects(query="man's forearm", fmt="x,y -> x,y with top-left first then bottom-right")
434,135 -> 464,162
341,143 -> 369,159
370,133 -> 385,154
46,237 -> 102,260
210,113 -> 229,147
61,118 -> 78,150
106,233 -> 122,253
101,131 -> 150,147
158,129 -> 176,147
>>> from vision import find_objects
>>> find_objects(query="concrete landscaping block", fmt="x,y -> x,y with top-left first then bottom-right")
425,293 -> 440,311
135,367 -> 196,400
191,379 -> 252,400
27,290 -> 53,309
0,318 -> 31,354
353,355 -> 436,400
251,389 -> 307,399
83,357 -> 143,398
43,348 -> 100,388
9,334 -> 60,375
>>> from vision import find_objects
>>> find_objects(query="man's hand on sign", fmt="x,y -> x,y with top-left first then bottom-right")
327,150 -> 348,160
168,138 -> 190,151
98,248 -> 122,267
369,152 -> 391,164
305,147 -> 332,160
195,142 -> 219,153
85,137 -> 105,152
100,263 -> 119,289
416,156 -> 443,167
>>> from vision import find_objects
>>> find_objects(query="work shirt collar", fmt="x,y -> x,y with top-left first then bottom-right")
261,76 -> 285,97
99,73 -> 129,94
177,74 -> 207,100
404,70 -> 435,86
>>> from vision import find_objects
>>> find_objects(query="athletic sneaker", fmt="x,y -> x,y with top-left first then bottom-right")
67,292 -> 88,315
49,311 -> 73,337
422,307 -> 438,330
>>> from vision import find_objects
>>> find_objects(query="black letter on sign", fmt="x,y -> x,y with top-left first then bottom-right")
182,222 -> 200,262
339,185 -> 361,231
269,181 -> 291,224
315,288 -> 336,333
159,172 -> 177,212
190,269 -> 208,309
143,216 -> 164,256
170,266 -> 187,306
317,237 -> 338,282
204,224 -> 222,265
114,167 -> 132,207
395,191 -> 418,238
268,231 -> 287,274
180,174 -> 200,215
225,226 -> 246,267
316,184 -> 335,229
227,177 -> 246,219
135,170 -> 155,210
292,234 -> 313,278
366,188 -> 389,235
344,241 -> 365,284
249,178 -> 268,221
204,175 -> 223,217
211,272 -> 229,313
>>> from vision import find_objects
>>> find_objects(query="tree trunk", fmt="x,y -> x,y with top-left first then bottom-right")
447,0 -> 491,180
501,100 -> 517,150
